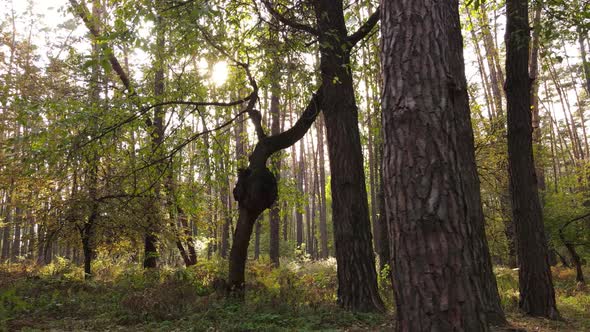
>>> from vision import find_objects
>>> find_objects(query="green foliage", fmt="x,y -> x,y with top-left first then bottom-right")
0,259 -> 391,331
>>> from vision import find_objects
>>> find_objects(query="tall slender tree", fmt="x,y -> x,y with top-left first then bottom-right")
505,0 -> 560,319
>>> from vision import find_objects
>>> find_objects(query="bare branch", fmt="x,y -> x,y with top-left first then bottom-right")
261,0 -> 319,36
347,6 -> 380,47
249,88 -> 322,167
69,0 -> 133,92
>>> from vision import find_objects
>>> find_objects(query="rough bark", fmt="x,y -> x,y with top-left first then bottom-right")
381,0 -> 505,329
505,0 -> 560,319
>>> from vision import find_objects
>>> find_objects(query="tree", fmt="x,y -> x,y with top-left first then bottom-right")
262,0 -> 384,310
505,0 -> 560,319
381,0 -> 505,329
227,83 -> 322,295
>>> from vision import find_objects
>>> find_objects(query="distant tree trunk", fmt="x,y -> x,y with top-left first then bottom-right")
27,216 -> 35,260
505,0 -> 560,319
296,141 -> 304,248
282,201 -> 288,242
1,184 -> 12,262
562,44 -> 590,159
381,0 -> 505,329
316,116 -> 328,258
559,229 -> 585,284
81,210 -> 97,278
579,32 -> 590,95
467,9 -> 496,120
254,219 -> 261,260
479,2 -> 505,121
268,48 -> 282,266
311,146 -> 319,259
548,60 -> 583,161
11,208 -> 21,260
220,161 -> 232,259
144,2 -> 166,269
305,143 -> 314,257
312,0 -> 383,311
1,221 -> 10,262
529,3 -> 545,190
375,144 -> 390,273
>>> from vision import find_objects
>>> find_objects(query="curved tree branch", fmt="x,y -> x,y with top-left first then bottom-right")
347,6 -> 380,47
69,0 -> 132,92
260,0 -> 319,36
249,88 -> 322,168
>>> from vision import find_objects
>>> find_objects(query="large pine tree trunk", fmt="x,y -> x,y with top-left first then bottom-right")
505,0 -> 560,319
381,0 -> 504,329
313,0 -> 383,312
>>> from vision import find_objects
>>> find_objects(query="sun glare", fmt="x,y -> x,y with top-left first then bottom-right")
211,61 -> 228,87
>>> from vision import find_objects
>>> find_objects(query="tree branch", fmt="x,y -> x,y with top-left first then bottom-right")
261,0 -> 319,36
249,87 -> 322,167
69,0 -> 133,92
347,6 -> 380,47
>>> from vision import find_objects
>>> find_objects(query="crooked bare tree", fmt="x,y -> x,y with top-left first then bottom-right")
228,80 -> 322,295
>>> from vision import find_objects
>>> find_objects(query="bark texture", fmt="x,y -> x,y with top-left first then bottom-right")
313,0 -> 383,311
381,0 -> 504,330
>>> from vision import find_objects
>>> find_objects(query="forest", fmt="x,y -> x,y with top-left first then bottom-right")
0,0 -> 589,330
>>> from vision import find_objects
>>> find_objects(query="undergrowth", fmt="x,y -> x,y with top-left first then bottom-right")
0,259 -> 588,331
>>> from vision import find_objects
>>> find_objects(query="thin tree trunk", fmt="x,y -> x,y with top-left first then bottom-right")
269,44 -> 282,265
144,1 -> 166,269
254,219 -> 261,260
317,116 -> 328,258
479,2 -> 505,120
467,9 -> 496,121
529,2 -> 545,190
296,141 -> 304,247
579,32 -> 590,95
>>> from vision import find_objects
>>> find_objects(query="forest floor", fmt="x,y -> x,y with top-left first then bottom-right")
0,258 -> 588,331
